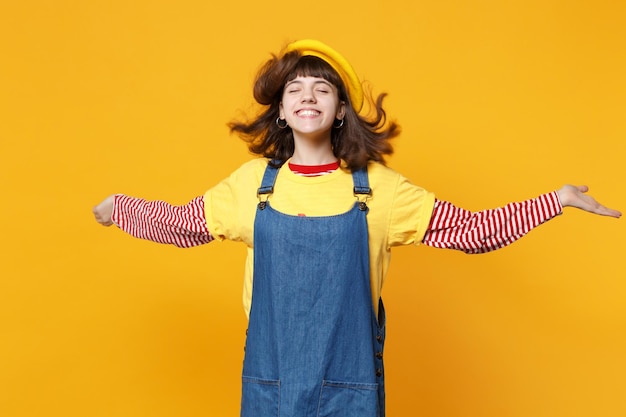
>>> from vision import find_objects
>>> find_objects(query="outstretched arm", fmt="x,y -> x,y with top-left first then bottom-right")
423,186 -> 620,254
92,195 -> 214,248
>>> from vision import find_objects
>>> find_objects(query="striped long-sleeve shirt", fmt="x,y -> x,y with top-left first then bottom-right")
111,193 -> 562,254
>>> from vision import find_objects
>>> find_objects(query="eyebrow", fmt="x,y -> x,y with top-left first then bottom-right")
285,79 -> 334,88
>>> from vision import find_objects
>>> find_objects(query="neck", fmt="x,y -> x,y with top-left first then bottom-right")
291,135 -> 335,165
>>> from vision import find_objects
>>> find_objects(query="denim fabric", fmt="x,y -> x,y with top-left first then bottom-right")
241,164 -> 386,417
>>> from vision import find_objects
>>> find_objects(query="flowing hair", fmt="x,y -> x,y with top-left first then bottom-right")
228,50 -> 399,170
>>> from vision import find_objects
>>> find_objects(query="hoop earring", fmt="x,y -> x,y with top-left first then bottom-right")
333,118 -> 344,128
276,117 -> 288,129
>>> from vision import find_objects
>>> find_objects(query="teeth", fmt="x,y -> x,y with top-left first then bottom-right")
297,110 -> 320,117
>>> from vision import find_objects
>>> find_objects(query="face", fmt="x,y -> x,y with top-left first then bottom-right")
279,76 -> 345,141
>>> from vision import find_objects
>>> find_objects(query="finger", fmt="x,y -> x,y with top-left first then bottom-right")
576,185 -> 589,193
97,218 -> 113,226
598,207 -> 622,218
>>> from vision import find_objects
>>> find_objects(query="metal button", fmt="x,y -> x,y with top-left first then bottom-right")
375,368 -> 383,377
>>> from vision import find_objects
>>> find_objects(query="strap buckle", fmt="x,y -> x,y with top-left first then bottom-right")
353,186 -> 372,211
257,186 -> 274,210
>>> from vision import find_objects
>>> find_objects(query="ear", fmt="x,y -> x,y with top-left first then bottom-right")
279,102 -> 285,119
336,101 -> 346,119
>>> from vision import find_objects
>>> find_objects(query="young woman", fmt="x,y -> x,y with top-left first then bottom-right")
93,40 -> 620,417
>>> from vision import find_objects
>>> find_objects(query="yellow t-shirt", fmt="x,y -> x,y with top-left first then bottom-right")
204,158 -> 436,317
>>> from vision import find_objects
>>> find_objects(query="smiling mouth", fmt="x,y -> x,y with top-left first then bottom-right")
296,110 -> 320,117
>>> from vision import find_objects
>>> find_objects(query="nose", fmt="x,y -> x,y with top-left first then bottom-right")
300,87 -> 316,103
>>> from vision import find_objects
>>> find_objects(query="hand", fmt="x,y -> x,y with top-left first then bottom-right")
93,195 -> 116,226
557,185 -> 622,218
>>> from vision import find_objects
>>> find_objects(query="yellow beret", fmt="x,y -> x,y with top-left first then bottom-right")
284,39 -> 364,113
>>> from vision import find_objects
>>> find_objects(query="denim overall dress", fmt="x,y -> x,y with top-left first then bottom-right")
241,162 -> 387,417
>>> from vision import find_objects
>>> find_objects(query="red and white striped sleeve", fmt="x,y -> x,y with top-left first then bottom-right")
111,195 -> 213,248
422,191 -> 563,253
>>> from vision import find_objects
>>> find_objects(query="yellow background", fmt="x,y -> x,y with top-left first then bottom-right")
1,0 -> 625,416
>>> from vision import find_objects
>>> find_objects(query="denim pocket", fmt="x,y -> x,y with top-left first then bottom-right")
317,380 -> 379,417
241,376 -> 280,417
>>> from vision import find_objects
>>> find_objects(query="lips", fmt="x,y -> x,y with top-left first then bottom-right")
296,109 -> 320,117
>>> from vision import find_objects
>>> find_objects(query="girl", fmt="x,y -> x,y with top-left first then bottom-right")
93,40 -> 620,417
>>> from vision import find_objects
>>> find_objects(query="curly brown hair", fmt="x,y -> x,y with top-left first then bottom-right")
228,50 -> 399,170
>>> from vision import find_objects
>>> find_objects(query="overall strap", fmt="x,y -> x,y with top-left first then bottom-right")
352,166 -> 371,210
257,159 -> 281,209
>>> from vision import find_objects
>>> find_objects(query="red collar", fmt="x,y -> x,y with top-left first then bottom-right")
288,160 -> 340,176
